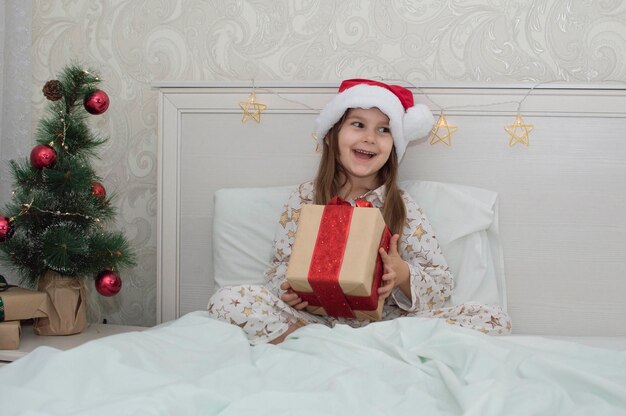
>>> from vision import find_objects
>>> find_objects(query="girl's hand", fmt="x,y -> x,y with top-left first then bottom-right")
280,281 -> 309,310
378,234 -> 410,300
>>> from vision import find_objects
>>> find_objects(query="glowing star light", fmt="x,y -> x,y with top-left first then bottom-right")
311,133 -> 321,153
505,113 -> 534,146
429,112 -> 457,146
239,92 -> 267,123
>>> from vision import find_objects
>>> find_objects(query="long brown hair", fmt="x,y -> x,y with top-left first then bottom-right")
314,110 -> 407,235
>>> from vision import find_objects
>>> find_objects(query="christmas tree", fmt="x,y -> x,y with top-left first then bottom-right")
0,64 -> 135,297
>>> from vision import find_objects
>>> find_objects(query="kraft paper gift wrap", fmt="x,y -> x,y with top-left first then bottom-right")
286,198 -> 391,321
0,320 -> 21,350
0,287 -> 49,322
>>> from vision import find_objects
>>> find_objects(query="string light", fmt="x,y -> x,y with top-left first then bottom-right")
388,78 -> 534,147
239,79 -> 267,123
59,112 -> 68,149
240,79 -> 626,150
311,133 -> 321,153
14,201 -> 103,225
49,111 -> 69,150
429,111 -> 458,146
505,113 -> 533,146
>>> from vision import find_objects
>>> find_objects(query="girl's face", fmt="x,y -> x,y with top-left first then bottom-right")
336,107 -> 394,189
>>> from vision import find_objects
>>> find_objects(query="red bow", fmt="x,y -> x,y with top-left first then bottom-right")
328,196 -> 373,208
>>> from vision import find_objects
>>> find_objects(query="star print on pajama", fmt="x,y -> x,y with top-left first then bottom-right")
208,181 -> 511,344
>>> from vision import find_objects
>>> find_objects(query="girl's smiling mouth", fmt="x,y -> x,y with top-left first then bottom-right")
353,149 -> 376,160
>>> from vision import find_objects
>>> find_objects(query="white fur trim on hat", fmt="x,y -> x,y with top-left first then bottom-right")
314,84 -> 434,161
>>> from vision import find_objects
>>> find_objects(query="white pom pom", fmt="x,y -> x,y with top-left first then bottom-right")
403,104 -> 435,142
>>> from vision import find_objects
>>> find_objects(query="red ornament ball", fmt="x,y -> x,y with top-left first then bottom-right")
30,144 -> 57,170
95,269 -> 122,297
0,216 -> 12,242
91,181 -> 107,203
84,89 -> 110,115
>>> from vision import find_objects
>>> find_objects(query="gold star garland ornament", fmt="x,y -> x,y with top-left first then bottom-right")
429,111 -> 457,146
239,91 -> 267,123
312,133 -> 321,153
505,113 -> 534,146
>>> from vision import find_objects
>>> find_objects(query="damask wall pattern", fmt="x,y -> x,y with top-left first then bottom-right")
28,0 -> 626,326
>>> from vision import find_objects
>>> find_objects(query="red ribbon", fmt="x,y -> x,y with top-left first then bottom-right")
297,196 -> 391,318
328,196 -> 372,208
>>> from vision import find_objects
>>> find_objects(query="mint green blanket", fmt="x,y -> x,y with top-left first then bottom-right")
1,311 -> 625,415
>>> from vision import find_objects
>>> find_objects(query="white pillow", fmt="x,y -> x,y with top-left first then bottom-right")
213,185 -> 294,288
213,181 -> 507,309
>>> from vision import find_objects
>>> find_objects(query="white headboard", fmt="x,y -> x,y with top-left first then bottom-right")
156,81 -> 626,337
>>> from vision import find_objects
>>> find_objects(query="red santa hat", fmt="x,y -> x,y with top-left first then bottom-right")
314,78 -> 435,161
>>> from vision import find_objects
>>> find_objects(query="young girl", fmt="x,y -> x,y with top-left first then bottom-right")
208,79 -> 511,344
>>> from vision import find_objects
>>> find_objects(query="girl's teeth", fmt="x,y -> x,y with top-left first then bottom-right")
353,149 -> 375,159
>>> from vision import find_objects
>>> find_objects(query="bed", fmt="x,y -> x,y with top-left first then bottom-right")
1,82 -> 626,415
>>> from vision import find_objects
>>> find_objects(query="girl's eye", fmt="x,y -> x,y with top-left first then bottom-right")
351,121 -> 364,128
378,127 -> 391,134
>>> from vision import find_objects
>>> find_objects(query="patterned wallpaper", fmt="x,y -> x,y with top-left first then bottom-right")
23,0 -> 626,326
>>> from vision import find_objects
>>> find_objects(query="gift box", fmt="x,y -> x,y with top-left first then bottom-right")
0,286 -> 50,322
0,321 -> 21,350
286,197 -> 391,320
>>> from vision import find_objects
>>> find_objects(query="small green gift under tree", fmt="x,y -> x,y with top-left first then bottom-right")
0,64 -> 136,334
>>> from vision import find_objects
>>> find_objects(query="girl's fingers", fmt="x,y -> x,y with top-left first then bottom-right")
380,236 -> 400,262
389,233 -> 400,253
283,290 -> 307,309
293,301 -> 308,310
378,284 -> 392,298
282,292 -> 301,305
379,247 -> 391,263
378,271 -> 395,297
